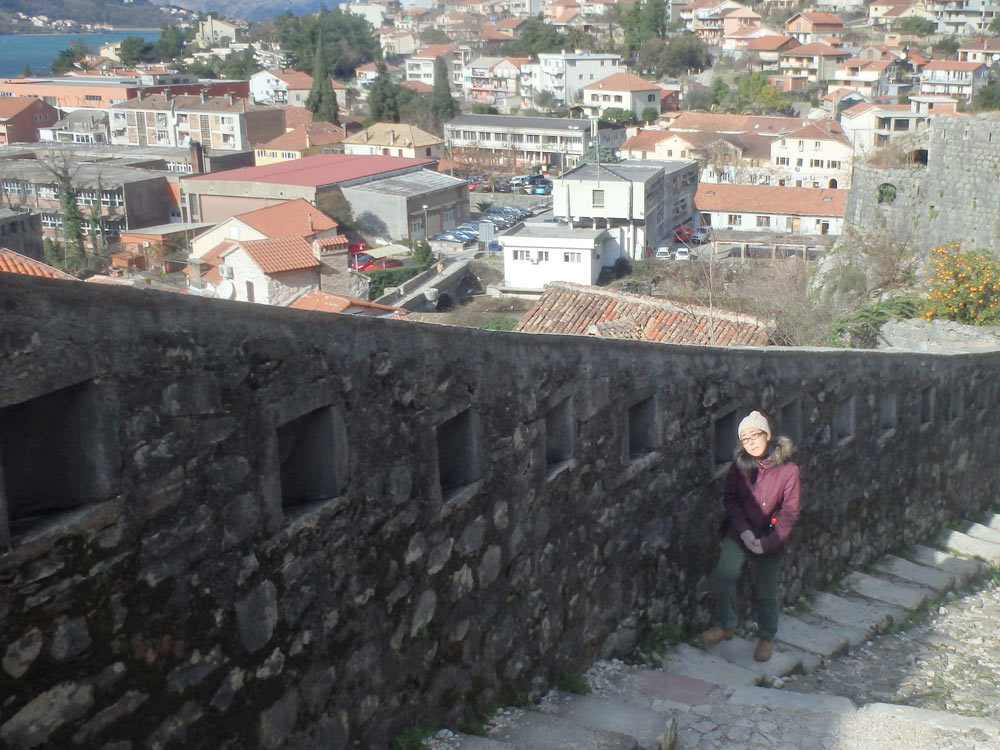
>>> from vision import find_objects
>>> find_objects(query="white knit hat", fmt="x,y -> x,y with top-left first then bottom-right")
738,410 -> 771,439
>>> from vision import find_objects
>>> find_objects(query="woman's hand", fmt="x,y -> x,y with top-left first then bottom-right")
740,530 -> 764,555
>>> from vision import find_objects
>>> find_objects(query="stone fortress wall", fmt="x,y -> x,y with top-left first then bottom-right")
1,272 -> 999,748
845,115 -> 1000,254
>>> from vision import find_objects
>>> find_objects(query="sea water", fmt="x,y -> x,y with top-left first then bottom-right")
0,31 -> 161,78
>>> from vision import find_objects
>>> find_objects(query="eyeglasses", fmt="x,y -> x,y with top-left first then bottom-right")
739,431 -> 767,446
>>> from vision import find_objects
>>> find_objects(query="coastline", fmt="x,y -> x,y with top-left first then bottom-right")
0,28 -> 161,35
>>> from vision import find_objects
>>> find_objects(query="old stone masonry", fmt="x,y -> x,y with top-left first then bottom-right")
425,514 -> 1000,750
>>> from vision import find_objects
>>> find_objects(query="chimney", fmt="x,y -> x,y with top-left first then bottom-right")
201,89 -> 208,103
188,255 -> 206,289
228,92 -> 235,106
189,140 -> 205,174
305,127 -> 311,149
164,89 -> 171,102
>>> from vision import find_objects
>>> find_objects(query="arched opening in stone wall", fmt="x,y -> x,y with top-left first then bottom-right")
828,178 -> 838,189
910,149 -> 928,166
435,293 -> 453,311
877,183 -> 897,204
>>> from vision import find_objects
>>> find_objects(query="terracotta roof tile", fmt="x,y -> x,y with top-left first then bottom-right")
193,239 -> 236,285
259,122 -> 346,150
0,247 -> 76,280
584,72 -> 659,91
514,282 -> 773,346
413,44 -> 459,59
289,289 -> 405,314
695,184 -> 846,216
923,60 -> 986,71
239,236 -> 319,275
781,42 -> 848,57
235,199 -> 338,238
401,81 -> 433,93
744,35 -> 798,51
621,129 -> 670,151
0,97 -> 48,119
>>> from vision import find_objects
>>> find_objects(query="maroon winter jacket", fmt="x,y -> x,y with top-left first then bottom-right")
723,436 -> 801,556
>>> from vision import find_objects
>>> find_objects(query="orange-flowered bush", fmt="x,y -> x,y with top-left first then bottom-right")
923,243 -> 1000,325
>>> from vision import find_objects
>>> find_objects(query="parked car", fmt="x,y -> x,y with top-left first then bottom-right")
350,253 -> 374,269
431,233 -> 463,242
673,227 -> 692,243
690,227 -> 710,244
467,181 -> 480,192
348,241 -> 368,254
359,258 -> 404,271
655,247 -> 673,260
673,247 -> 691,261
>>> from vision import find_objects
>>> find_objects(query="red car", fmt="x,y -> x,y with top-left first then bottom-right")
348,241 -> 368,254
359,259 -> 404,271
673,227 -> 693,243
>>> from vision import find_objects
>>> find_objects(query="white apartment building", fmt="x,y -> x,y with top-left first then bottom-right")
405,44 -> 473,90
925,0 -> 1000,34
520,52 -> 624,106
769,122 -> 853,189
958,38 -> 1000,64
825,58 -> 894,99
582,72 -> 662,119
553,159 -> 699,259
462,57 -> 530,112
918,60 -> 988,99
840,96 -> 958,152
444,113 -> 626,170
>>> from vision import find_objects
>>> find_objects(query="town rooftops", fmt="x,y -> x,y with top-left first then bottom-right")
343,122 -> 444,148
237,236 -> 319,275
289,289 -> 405,315
412,44 -> 459,59
695,184 -> 846,216
781,42 -> 848,57
233,199 -> 338,237
112,93 -> 274,113
620,129 -> 671,152
922,60 -> 986,71
183,154 -> 437,188
259,122 -> 346,150
666,111 -> 810,135
744,35 -> 799,51
788,11 -> 843,24
344,169 -> 466,197
0,247 -> 76,281
783,121 -> 849,142
584,72 -> 659,91
960,38 -> 1000,52
514,281 -> 773,346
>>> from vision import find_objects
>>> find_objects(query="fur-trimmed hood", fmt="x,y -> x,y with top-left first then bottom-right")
733,435 -> 795,473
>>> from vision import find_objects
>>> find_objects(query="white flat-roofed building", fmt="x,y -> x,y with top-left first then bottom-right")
444,113 -> 626,171
501,223 -> 611,290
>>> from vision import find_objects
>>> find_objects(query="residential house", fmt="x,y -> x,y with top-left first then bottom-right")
514,281 -> 774,345
520,51 -> 624,107
924,0 -> 1000,34
354,62 -> 403,87
381,30 -> 418,57
249,69 -> 348,109
115,221 -> 213,271
196,15 -> 243,48
740,35 -> 801,67
620,127 -> 772,185
582,72 -> 663,119
405,45 -> 473,91
395,7 -> 437,34
695,184 -> 845,235
784,12 -> 844,43
342,123 -> 445,159
681,0 -> 750,43
958,37 -> 1000,64
769,122 -> 853,189
38,110 -> 109,144
461,57 -> 532,112
918,60 -> 988,98
840,95 -> 957,152
254,122 -> 347,166
544,0 -> 582,22
553,159 -> 699,259
722,25 -> 782,54
0,97 -> 59,145
825,58 -> 895,98
444,113 -> 626,170
110,93 -> 285,151
778,43 -> 851,86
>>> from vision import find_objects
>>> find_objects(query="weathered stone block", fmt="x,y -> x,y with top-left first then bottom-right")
3,627 -> 42,678
259,689 -> 300,750
1,681 -> 94,749
236,580 -> 278,653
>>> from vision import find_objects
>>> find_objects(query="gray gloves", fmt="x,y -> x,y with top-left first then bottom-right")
740,529 -> 764,555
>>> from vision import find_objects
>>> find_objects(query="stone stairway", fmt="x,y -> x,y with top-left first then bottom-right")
428,513 -> 1000,750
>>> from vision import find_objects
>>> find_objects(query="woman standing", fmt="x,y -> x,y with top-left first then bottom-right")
701,410 -> 801,662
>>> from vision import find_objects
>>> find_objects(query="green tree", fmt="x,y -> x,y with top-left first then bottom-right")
155,24 -> 189,60
923,244 -> 1000,325
222,48 -> 261,79
684,88 -> 712,110
412,239 -> 434,266
306,34 -> 340,124
892,17 -> 936,35
729,72 -> 787,113
933,36 -> 960,56
471,103 -> 500,114
600,107 -> 637,123
973,81 -> 1000,111
639,0 -> 667,40
368,62 -> 401,122
501,18 -> 591,57
273,7 -> 379,78
534,89 -> 559,110
430,55 -> 458,125
50,40 -> 92,74
640,106 -> 660,121
419,28 -> 451,45
579,142 -> 620,163
119,35 -> 156,66
710,77 -> 729,105
662,34 -> 710,76
990,15 -> 1000,33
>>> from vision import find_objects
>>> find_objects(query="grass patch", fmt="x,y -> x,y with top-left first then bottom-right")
634,622 -> 701,655
391,726 -> 435,750
552,671 -> 591,695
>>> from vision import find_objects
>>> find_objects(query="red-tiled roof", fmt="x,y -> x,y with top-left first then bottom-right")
923,60 -> 986,71
960,38 -> 1000,52
695,184 -> 846,216
744,35 -> 799,51
195,240 -> 236,284
289,289 -> 404,314
514,282 -> 773,346
413,44 -> 459,59
259,122 -> 346,150
584,72 -> 659,91
238,235 -> 319,275
783,120 -> 849,143
621,129 -> 671,152
401,80 -> 434,93
0,247 -> 76,280
234,199 -> 337,238
781,42 -> 848,57
0,96 -> 48,119
667,111 -> 808,134
184,154 -> 436,187
790,11 -> 843,24
314,234 -> 349,247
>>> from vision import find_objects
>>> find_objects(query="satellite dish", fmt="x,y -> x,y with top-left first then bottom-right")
217,280 -> 236,300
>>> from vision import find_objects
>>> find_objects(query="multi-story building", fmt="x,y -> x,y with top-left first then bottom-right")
778,43 -> 850,85
444,114 -> 626,171
196,15 -> 243,48
0,209 -> 43,261
461,56 -> 531,112
519,51 -> 624,107
695,184 -> 844,236
768,122 -> 853,189
918,60 -> 989,99
0,76 -> 249,112
38,110 -> 109,145
681,0 -> 749,42
249,69 -> 348,108
553,159 -> 699,258
840,95 -> 958,152
784,11 -> 844,43
0,97 -> 59,145
582,72 -> 662,119
825,58 -> 895,98
925,0 -> 1000,34
254,122 -> 347,166
958,37 -> 1000,64
405,45 -> 473,90
110,93 -> 285,151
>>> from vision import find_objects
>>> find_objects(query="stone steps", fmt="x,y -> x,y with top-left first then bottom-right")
426,510 -> 1000,750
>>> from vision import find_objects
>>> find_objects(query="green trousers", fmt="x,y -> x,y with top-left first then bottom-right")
714,536 -> 784,640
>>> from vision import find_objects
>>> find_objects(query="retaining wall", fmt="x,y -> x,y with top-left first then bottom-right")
1,272 -> 999,749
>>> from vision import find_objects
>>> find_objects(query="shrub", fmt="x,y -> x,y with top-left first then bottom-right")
923,243 -> 1000,325
365,265 -> 424,299
482,316 -> 518,330
828,294 -> 921,348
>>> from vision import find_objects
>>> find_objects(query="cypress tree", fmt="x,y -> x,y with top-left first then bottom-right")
368,61 -> 400,123
430,55 -> 458,124
306,33 -> 340,124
